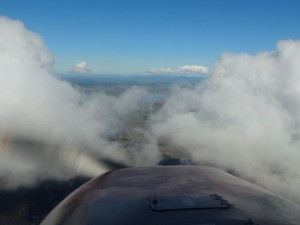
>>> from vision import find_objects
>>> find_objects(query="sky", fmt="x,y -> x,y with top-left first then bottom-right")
1,0 -> 300,75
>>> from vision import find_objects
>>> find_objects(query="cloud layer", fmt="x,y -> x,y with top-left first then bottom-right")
148,65 -> 208,75
2,16 -> 300,206
0,17 -> 159,188
151,40 -> 300,204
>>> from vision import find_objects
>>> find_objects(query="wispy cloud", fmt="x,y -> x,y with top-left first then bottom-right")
148,65 -> 208,75
71,61 -> 91,74
0,17 -> 159,188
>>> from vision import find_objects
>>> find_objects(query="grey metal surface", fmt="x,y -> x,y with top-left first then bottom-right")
41,166 -> 300,225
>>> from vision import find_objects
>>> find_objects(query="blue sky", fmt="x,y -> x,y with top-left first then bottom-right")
1,0 -> 300,74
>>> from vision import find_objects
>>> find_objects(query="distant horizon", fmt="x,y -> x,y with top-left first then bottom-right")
58,72 -> 206,87
56,72 -> 209,77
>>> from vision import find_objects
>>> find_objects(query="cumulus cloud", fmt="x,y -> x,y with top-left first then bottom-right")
4,15 -> 300,207
148,65 -> 208,75
151,39 -> 300,204
0,17 -> 158,188
71,61 -> 91,73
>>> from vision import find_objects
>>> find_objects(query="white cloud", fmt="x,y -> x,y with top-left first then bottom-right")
151,40 -> 300,204
0,17 -> 159,188
178,65 -> 209,74
71,61 -> 91,73
148,65 -> 208,75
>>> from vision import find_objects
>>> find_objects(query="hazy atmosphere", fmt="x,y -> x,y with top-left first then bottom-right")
1,1 -> 300,224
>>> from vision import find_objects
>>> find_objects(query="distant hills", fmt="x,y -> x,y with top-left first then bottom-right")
57,74 -> 206,87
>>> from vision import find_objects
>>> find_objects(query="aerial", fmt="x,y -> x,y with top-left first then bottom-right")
1,0 -> 300,224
